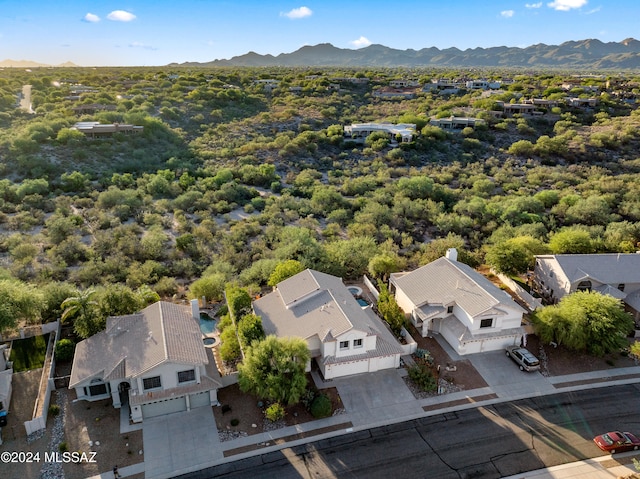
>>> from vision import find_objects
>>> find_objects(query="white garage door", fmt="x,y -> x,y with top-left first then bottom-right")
142,396 -> 187,419
189,391 -> 211,409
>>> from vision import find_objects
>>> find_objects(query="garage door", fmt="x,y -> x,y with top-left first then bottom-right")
189,391 -> 210,409
142,396 -> 187,419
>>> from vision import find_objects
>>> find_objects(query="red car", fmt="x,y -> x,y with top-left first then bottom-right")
593,431 -> 640,453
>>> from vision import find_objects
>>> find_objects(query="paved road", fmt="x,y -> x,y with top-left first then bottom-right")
178,384 -> 640,479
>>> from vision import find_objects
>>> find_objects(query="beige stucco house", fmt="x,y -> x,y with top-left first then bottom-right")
390,249 -> 526,355
69,301 -> 221,423
253,269 -> 403,380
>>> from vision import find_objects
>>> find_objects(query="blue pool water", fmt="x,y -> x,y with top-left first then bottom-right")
357,298 -> 369,307
199,314 -> 217,335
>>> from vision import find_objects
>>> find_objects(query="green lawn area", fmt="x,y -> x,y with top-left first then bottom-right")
9,333 -> 49,372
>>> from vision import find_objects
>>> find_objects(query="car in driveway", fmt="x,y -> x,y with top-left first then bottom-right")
593,431 -> 640,453
505,346 -> 540,372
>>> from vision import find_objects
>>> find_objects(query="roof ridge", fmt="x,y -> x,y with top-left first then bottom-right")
158,302 -> 169,361
445,258 -> 498,305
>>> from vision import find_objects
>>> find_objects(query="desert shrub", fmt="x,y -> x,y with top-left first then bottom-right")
264,402 -> 285,422
310,394 -> 332,418
408,364 -> 437,392
219,326 -> 241,362
48,404 -> 60,416
230,418 -> 240,427
55,338 -> 75,361
58,441 -> 69,452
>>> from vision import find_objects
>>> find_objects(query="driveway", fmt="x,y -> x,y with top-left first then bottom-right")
143,406 -> 222,479
468,350 -> 556,399
333,369 -> 424,427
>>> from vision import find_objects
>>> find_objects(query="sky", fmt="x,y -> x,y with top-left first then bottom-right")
1,0 -> 638,67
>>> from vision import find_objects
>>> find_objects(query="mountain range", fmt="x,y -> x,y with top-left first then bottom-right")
0,59 -> 78,68
172,38 -> 640,69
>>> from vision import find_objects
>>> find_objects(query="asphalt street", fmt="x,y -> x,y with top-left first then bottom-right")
178,383 -> 640,479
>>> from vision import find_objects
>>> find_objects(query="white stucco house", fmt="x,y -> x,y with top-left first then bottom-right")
390,249 -> 526,355
533,253 -> 640,320
253,269 -> 403,380
344,122 -> 416,143
69,301 -> 221,423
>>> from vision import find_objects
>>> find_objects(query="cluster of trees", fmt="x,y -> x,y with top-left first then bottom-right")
0,65 -> 639,362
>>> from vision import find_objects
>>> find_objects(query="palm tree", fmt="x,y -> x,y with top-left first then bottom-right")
61,288 -> 99,338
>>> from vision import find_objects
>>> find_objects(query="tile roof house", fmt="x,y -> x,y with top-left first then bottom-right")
69,301 -> 221,423
533,254 -> 640,320
390,249 -> 526,355
253,269 -> 403,380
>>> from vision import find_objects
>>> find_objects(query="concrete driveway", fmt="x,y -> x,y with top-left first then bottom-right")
332,369 -> 424,427
468,349 -> 555,399
142,406 -> 222,479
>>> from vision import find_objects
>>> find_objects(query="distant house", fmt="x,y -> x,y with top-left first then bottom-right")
71,104 -> 117,115
565,97 -> 598,107
533,254 -> 640,320
344,122 -> 416,143
429,117 -> 485,130
71,121 -> 143,138
500,103 -> 542,117
390,249 -> 526,355
69,301 -> 221,423
390,79 -> 420,88
465,80 -> 501,90
253,269 -> 403,380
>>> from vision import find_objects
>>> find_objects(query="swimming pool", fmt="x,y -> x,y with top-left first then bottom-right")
199,313 -> 217,335
348,286 -> 363,297
357,298 -> 369,307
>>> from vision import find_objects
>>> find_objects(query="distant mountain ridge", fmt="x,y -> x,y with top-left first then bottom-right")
0,59 -> 78,68
172,38 -> 640,69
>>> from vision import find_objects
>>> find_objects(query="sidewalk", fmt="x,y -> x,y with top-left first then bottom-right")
87,347 -> 640,479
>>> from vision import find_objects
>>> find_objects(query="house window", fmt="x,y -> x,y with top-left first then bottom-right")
353,339 -> 363,348
618,283 -> 625,292
577,280 -> 592,292
447,305 -> 454,314
143,376 -> 162,390
479,318 -> 493,329
178,369 -> 195,383
87,379 -> 107,396
339,340 -> 349,350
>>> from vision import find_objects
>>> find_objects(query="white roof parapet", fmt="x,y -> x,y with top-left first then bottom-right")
344,122 -> 416,140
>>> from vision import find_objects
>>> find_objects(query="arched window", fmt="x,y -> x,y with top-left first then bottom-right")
577,280 -> 592,292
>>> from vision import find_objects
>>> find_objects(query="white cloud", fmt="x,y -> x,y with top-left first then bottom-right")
281,6 -> 313,19
129,42 -> 157,50
107,10 -> 137,22
501,10 -> 515,18
350,36 -> 372,48
547,0 -> 588,11
83,13 -> 100,23
585,6 -> 601,14
525,2 -> 543,8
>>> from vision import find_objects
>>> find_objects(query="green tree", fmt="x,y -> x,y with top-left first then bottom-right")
189,273 -> 227,302
60,288 -> 103,339
377,283 -> 407,336
237,335 -> 310,405
548,228 -> 595,254
368,253 -> 404,282
237,313 -> 265,348
0,278 -> 45,331
485,236 -> 549,275
533,291 -> 634,356
268,260 -> 305,287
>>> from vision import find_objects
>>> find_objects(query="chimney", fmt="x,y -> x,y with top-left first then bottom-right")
190,299 -> 200,319
445,248 -> 458,262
